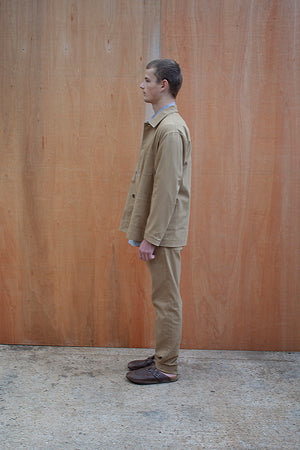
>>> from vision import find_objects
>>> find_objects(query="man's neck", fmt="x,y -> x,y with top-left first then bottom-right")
152,96 -> 175,114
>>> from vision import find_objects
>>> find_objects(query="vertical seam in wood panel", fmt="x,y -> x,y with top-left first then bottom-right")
158,0 -> 162,58
143,0 -> 161,120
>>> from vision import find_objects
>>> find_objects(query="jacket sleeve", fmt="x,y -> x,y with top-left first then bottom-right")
144,131 -> 183,246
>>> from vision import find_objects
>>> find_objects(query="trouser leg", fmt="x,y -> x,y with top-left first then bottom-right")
146,246 -> 182,375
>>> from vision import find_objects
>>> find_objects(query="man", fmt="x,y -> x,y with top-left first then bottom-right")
120,59 -> 191,384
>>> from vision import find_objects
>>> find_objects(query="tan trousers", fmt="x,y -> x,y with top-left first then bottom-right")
146,246 -> 183,375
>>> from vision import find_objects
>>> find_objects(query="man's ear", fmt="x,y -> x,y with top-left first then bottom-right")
161,79 -> 169,92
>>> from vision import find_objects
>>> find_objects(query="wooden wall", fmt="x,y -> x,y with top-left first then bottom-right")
1,0 -> 299,350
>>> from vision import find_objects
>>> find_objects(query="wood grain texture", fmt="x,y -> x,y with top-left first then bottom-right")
0,0 -> 156,346
0,0 -> 299,350
162,0 -> 300,350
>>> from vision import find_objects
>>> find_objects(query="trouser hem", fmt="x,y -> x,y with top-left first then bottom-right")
155,362 -> 178,375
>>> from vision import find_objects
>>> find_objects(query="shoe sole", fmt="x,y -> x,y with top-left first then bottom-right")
126,374 -> 178,385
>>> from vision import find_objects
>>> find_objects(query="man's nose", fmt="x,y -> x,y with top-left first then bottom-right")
140,82 -> 144,89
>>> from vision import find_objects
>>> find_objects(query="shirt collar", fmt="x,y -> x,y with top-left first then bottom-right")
150,102 -> 176,119
146,103 -> 177,128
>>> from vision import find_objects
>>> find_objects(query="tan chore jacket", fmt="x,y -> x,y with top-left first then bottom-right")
120,105 -> 191,247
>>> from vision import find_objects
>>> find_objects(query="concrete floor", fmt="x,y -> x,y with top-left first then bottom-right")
0,346 -> 299,449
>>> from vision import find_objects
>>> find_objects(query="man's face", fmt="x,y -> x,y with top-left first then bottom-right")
140,68 -> 162,105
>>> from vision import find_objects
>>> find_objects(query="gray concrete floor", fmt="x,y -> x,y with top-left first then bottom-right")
0,346 -> 299,449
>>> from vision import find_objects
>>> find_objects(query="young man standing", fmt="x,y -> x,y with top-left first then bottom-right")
120,59 -> 191,384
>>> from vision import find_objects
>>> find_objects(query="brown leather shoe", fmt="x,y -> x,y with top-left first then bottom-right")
126,364 -> 178,384
127,355 -> 155,371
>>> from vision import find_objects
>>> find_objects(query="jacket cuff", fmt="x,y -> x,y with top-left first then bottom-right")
143,233 -> 161,246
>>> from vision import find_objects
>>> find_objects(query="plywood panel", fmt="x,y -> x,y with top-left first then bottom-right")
1,0 -> 299,350
0,0 -> 159,346
161,0 -> 300,350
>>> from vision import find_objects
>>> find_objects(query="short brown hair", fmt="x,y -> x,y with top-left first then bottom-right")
146,59 -> 183,98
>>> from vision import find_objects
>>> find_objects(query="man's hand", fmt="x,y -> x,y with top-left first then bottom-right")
139,239 -> 156,262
